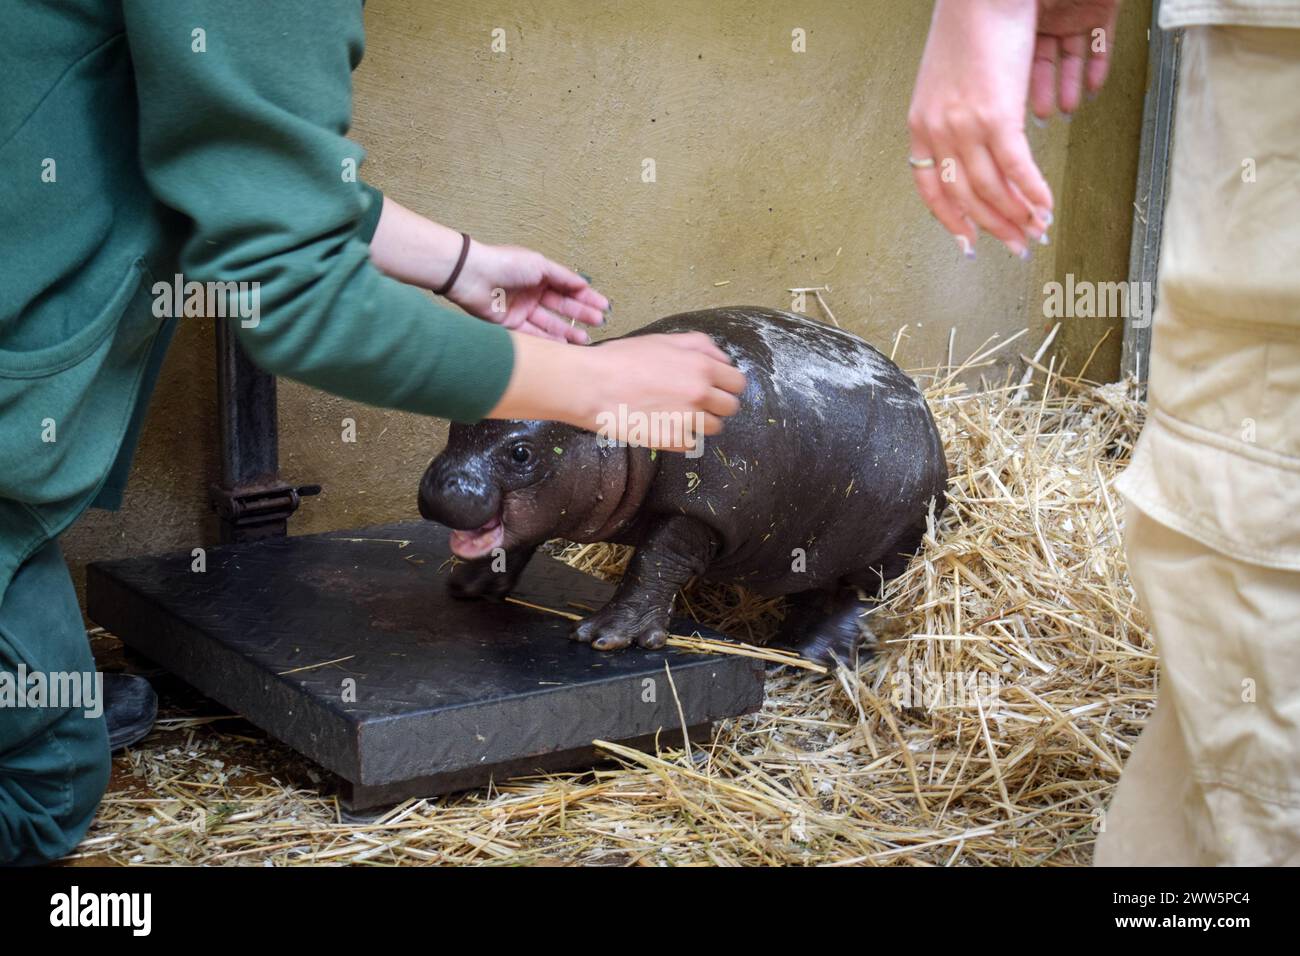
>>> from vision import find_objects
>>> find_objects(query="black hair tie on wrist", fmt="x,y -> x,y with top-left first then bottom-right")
435,232 -> 471,297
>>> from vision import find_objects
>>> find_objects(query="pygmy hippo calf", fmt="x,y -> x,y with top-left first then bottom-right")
418,307 -> 947,665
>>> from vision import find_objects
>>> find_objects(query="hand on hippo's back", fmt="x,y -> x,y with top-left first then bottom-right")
487,330 -> 747,454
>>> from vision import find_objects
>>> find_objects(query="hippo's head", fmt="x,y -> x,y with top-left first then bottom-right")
418,420 -> 655,560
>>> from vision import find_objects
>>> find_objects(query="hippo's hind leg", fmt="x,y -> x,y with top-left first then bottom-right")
878,518 -> 929,585
448,544 -> 537,600
777,519 -> 930,666
572,516 -> 716,652
774,587 -> 873,668
846,517 -> 930,600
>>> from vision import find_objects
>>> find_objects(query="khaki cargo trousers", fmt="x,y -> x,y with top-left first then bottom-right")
1096,24 -> 1300,865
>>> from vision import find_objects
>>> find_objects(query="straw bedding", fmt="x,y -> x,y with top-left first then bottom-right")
71,335 -> 1153,866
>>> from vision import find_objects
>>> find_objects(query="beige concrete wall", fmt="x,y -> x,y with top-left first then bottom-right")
1051,0 -> 1152,377
63,0 -> 1149,598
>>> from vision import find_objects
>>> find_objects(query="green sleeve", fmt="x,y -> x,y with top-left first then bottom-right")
122,0 -> 513,423
358,180 -> 385,244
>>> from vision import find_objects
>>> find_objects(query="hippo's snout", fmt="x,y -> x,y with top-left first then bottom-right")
419,458 -> 508,560
418,459 -> 500,530
418,419 -> 588,562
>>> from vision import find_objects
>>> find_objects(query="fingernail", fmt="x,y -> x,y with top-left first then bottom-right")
1039,209 -> 1054,227
1038,231 -> 1050,246
1030,114 -> 1048,129
1018,246 -> 1032,261
956,235 -> 975,260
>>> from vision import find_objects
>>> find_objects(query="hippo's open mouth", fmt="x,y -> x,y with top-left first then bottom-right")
448,515 -> 504,560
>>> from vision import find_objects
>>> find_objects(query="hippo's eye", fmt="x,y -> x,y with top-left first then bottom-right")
510,443 -> 532,465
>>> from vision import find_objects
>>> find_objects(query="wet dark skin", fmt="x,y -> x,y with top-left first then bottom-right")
419,308 -> 948,667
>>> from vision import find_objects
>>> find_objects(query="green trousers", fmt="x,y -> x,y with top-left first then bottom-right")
0,540 -> 109,865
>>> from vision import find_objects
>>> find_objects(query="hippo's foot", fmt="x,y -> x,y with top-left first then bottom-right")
571,601 -> 671,652
447,546 -> 535,601
572,515 -> 715,652
774,587 -> 874,668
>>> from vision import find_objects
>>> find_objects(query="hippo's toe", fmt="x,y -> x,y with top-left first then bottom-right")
571,605 -> 670,652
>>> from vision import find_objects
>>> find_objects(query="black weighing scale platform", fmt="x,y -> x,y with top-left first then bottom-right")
86,520 -> 765,809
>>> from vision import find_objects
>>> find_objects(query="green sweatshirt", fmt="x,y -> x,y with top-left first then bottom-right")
0,1 -> 514,598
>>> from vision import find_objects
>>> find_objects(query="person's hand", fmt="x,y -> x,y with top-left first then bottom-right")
579,332 -> 746,443
908,0 -> 1123,259
908,0 -> 1052,259
366,197 -> 609,343
1032,1 -> 1122,118
490,331 -> 747,454
448,241 -> 610,344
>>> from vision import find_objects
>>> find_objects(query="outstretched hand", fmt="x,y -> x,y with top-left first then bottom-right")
366,198 -> 611,344
907,0 -> 1121,258
448,242 -> 610,344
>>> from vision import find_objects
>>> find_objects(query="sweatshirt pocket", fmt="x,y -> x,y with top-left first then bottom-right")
0,259 -> 151,379
0,258 -> 164,506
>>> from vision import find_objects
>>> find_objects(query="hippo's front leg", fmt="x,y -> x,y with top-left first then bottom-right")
448,544 -> 537,600
572,517 -> 717,652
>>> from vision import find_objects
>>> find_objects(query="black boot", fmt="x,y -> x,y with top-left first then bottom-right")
102,673 -> 158,752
